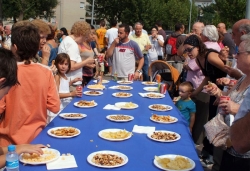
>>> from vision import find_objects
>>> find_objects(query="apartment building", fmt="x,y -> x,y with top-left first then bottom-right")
54,0 -> 94,30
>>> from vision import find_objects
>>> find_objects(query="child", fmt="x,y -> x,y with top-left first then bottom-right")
175,81 -> 196,133
54,53 -> 82,110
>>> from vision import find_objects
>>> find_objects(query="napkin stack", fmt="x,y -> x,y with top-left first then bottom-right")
103,104 -> 121,110
138,93 -> 147,97
46,155 -> 77,170
132,125 -> 155,134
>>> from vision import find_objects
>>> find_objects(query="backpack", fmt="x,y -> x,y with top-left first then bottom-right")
166,35 -> 179,55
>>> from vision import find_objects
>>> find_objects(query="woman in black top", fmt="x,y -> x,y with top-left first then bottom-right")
183,35 -> 227,163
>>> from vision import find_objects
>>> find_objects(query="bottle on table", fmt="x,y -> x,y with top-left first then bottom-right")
114,72 -> 118,81
6,145 -> 19,171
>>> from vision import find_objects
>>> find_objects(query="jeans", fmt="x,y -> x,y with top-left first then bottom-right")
142,54 -> 149,81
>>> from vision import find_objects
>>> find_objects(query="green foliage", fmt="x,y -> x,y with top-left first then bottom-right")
214,0 -> 246,27
2,0 -> 58,21
87,0 -> 196,32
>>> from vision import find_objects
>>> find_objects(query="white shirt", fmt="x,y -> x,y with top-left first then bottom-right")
58,36 -> 82,80
105,27 -> 118,48
149,35 -> 164,56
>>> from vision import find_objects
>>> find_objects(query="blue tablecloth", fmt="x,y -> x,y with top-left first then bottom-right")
19,80 -> 203,171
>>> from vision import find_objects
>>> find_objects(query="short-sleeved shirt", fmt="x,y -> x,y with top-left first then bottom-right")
158,29 -> 167,41
58,36 -> 82,80
96,28 -> 107,49
175,99 -> 196,124
234,88 -> 250,122
112,40 -> 143,77
223,33 -> 236,56
149,35 -> 164,56
129,33 -> 151,54
105,27 -> 118,48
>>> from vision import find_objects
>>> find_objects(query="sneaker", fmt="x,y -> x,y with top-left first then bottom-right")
200,160 -> 207,168
105,73 -> 111,76
202,158 -> 214,166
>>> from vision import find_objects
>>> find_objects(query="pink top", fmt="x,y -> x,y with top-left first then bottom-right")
204,41 -> 221,52
218,42 -> 225,49
186,58 -> 205,90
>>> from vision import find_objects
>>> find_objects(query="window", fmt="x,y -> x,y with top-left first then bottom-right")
80,2 -> 85,9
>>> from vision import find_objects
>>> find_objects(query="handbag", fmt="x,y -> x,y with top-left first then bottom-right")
204,114 -> 230,148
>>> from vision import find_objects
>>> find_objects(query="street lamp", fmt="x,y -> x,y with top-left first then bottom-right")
91,0 -> 95,25
188,0 -> 192,33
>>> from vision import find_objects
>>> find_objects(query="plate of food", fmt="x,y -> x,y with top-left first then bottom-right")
150,114 -> 178,124
143,87 -> 158,92
93,80 -> 109,84
98,129 -> 132,141
112,92 -> 132,98
74,100 -> 97,108
87,150 -> 128,168
47,127 -> 80,138
142,81 -> 158,86
83,91 -> 103,96
115,102 -> 138,109
19,148 -> 60,165
117,85 -> 133,90
59,113 -> 87,120
117,80 -> 133,85
144,93 -> 165,99
106,115 -> 134,122
149,104 -> 173,111
147,130 -> 181,142
154,155 -> 195,171
87,84 -> 105,90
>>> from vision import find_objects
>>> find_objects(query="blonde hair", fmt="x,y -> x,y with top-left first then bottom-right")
31,19 -> 51,35
70,21 -> 90,38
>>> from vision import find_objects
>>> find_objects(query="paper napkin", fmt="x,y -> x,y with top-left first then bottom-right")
132,125 -> 155,134
138,93 -> 146,97
109,86 -> 118,89
46,155 -> 77,170
103,104 -> 121,110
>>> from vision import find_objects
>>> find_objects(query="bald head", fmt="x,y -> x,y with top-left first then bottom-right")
192,22 -> 205,37
232,19 -> 250,46
217,23 -> 226,34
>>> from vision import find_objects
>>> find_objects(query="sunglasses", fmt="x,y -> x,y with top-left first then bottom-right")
184,46 -> 195,53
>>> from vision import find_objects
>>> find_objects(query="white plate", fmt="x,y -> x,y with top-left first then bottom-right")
59,113 -> 87,120
87,85 -> 105,90
87,150 -> 128,168
106,115 -> 134,122
98,129 -> 132,141
142,81 -> 158,86
112,92 -> 133,98
144,93 -> 165,99
117,80 -> 133,85
150,115 -> 178,124
74,102 -> 98,108
147,130 -> 181,142
143,87 -> 158,92
149,104 -> 173,111
117,85 -> 133,90
93,80 -> 109,84
115,102 -> 138,109
83,91 -> 103,96
73,81 -> 82,86
47,127 -> 81,138
19,148 -> 60,165
154,154 -> 195,171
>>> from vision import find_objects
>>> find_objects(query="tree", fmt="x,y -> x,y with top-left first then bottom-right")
201,0 -> 246,28
87,0 -> 197,32
2,0 -> 58,22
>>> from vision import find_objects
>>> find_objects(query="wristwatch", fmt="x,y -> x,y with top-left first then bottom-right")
136,70 -> 142,73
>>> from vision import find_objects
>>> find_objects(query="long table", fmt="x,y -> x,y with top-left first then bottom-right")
20,80 -> 203,171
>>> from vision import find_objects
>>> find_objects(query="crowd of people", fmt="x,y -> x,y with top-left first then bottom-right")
0,17 -> 250,171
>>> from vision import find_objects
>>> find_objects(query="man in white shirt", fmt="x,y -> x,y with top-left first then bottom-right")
105,20 -> 118,76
